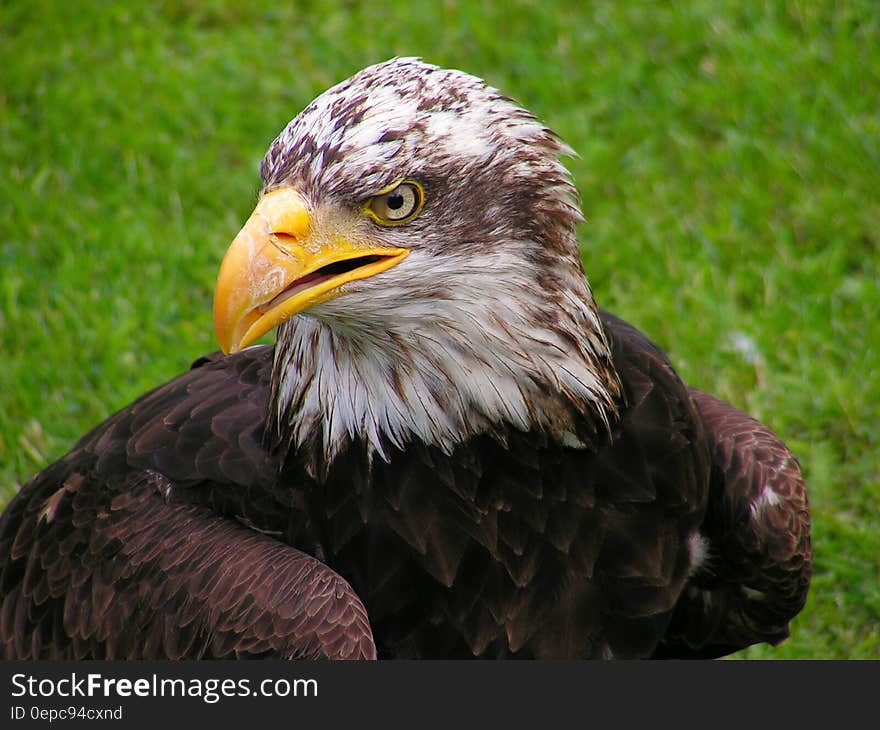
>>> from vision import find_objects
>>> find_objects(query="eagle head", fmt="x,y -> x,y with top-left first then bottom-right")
213,58 -> 620,471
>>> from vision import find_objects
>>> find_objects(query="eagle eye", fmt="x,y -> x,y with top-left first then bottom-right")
365,181 -> 424,225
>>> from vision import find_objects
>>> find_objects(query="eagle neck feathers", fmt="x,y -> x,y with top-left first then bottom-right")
267,243 -> 621,477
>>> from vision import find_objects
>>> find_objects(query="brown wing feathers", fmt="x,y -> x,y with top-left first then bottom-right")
598,314 -> 811,657
0,351 -> 375,660
2,469 -> 374,659
653,389 -> 812,658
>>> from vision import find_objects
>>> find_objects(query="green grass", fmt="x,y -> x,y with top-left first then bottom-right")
1,0 -> 877,658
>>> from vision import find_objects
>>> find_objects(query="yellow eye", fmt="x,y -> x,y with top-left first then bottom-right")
365,181 -> 424,225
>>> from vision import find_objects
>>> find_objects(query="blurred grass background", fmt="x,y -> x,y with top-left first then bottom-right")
1,0 -> 877,658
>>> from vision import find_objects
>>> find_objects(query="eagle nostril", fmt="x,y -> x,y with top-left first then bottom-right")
269,232 -> 301,259
271,232 -> 299,245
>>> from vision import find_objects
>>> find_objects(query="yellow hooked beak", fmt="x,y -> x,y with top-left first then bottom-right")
213,188 -> 409,353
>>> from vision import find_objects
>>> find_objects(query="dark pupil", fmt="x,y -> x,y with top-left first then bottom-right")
387,191 -> 405,210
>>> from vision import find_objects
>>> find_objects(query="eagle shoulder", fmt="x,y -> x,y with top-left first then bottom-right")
654,389 -> 812,658
0,347 -> 375,659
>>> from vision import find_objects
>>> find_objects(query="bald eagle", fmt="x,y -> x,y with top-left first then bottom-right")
0,58 -> 810,660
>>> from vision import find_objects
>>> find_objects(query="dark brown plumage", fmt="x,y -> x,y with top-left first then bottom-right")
0,313 -> 810,659
0,59 -> 811,659
0,353 -> 374,660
